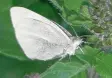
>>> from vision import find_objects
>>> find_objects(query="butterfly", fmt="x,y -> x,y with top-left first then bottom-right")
10,7 -> 82,61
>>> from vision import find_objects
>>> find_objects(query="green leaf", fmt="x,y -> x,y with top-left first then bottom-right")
48,0 -> 63,11
40,60 -> 89,78
95,53 -> 112,77
64,0 -> 84,12
81,46 -> 100,56
80,5 -> 91,19
12,0 -> 39,7
72,71 -> 87,78
76,46 -> 112,77
0,0 -> 12,12
0,54 -> 54,78
76,46 -> 100,65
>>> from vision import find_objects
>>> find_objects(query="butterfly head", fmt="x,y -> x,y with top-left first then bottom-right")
66,38 -> 82,56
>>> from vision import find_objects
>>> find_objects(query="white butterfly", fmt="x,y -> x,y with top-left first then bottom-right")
10,7 -> 82,61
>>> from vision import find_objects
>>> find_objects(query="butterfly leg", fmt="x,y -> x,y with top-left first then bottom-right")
58,48 -> 68,61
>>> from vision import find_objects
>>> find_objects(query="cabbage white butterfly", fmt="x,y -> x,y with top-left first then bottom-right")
10,7 -> 82,61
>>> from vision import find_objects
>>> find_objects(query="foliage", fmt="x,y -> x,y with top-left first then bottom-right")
40,57 -> 89,78
0,0 -> 112,78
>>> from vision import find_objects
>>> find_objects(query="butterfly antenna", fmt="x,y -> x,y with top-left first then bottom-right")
59,13 -> 79,38
70,25 -> 79,38
59,14 -> 84,54
82,24 -> 98,36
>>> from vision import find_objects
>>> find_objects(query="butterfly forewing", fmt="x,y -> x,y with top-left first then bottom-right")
10,7 -> 72,60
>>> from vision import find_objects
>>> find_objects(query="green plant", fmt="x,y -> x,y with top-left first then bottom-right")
0,0 -> 112,78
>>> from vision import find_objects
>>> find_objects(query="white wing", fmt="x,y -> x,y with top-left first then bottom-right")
10,7 -> 72,60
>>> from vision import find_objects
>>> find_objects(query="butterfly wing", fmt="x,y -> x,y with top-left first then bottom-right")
10,7 -> 72,60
